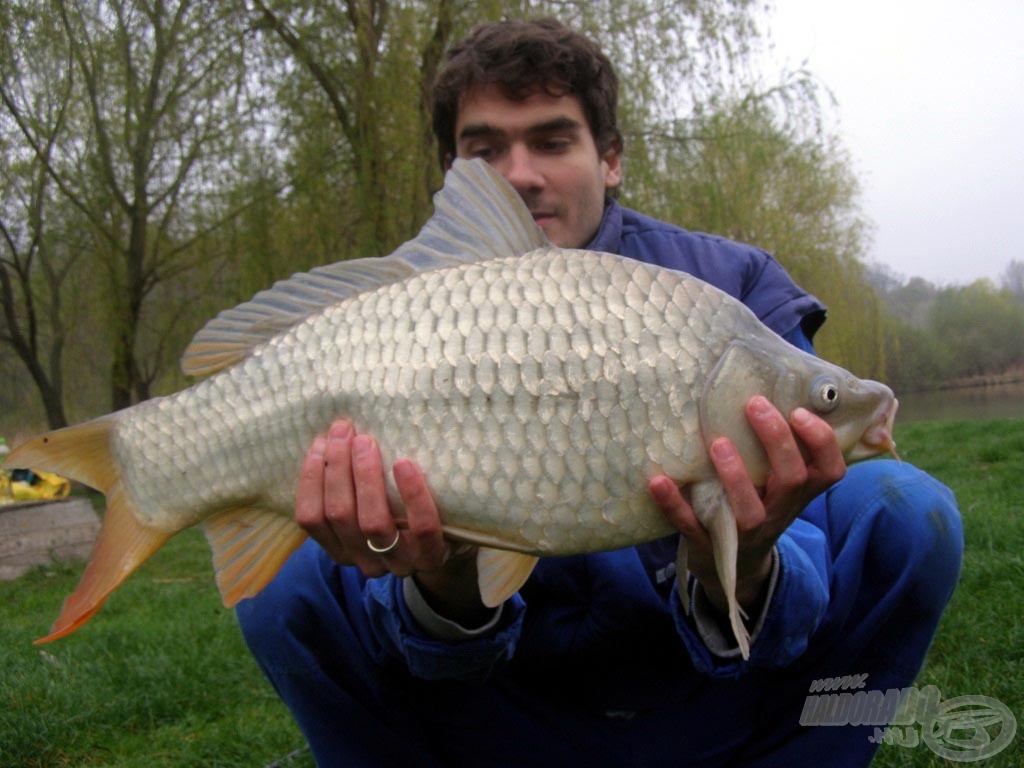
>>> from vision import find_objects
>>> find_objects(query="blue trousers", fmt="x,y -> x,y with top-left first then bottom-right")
237,461 -> 962,767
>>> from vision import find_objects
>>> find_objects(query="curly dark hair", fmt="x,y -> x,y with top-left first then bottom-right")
431,18 -> 622,169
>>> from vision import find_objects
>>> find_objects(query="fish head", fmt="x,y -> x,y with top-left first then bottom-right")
789,368 -> 899,463
825,378 -> 899,463
700,339 -> 899,484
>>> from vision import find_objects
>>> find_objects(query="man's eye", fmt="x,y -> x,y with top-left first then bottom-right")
538,139 -> 571,153
469,146 -> 494,159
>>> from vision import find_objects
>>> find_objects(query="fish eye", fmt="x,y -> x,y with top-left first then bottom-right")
811,376 -> 841,413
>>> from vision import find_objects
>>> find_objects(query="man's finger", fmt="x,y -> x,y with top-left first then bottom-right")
648,476 -> 709,548
394,459 -> 449,571
789,407 -> 846,482
707,438 -> 765,532
746,396 -> 808,488
322,420 -> 357,527
295,435 -> 328,531
352,434 -> 398,552
321,420 -> 378,565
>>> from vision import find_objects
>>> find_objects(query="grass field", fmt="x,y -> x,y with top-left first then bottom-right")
2,419 -> 1022,767
1,517 -> 314,767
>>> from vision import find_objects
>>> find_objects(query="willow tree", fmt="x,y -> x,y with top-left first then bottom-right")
244,0 -> 457,259
1,0 -> 260,411
618,79 -> 882,376
241,0 -> 767,257
0,1 -> 87,427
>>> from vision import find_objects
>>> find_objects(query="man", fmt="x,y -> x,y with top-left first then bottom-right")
238,19 -> 962,767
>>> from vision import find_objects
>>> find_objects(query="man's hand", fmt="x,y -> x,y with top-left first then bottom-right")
648,395 -> 846,616
295,419 -> 489,625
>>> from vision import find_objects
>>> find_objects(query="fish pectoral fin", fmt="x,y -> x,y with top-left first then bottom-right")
202,507 -> 307,607
692,479 -> 751,660
36,486 -> 172,644
699,342 -> 776,485
476,549 -> 540,608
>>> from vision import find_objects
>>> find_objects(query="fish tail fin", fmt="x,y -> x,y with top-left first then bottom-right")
36,486 -> 171,644
7,419 -> 173,644
5,417 -> 120,491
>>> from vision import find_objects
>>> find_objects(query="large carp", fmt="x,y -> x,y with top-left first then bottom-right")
6,160 -> 897,658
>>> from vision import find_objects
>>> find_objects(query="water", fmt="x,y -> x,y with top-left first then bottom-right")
895,382 -> 1024,423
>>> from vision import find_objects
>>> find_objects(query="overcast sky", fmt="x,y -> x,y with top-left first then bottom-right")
760,0 -> 1023,286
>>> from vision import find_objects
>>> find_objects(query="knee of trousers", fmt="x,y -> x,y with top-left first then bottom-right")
836,460 -> 964,613
235,581 -> 297,669
235,574 -> 373,699
233,541 -> 347,672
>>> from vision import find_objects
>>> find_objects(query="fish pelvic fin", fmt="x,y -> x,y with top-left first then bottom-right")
202,507 -> 307,607
181,158 -> 547,377
692,479 -> 751,660
12,418 -> 175,643
476,549 -> 540,608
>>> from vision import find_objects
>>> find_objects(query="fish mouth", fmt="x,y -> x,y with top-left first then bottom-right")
851,397 -> 901,462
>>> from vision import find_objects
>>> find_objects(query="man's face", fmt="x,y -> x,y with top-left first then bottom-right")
451,85 -> 622,249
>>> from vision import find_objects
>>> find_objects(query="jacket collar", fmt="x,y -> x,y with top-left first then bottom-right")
584,197 -> 624,254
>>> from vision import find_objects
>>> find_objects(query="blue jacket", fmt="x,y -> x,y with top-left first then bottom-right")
363,200 -> 833,696
590,200 -> 826,348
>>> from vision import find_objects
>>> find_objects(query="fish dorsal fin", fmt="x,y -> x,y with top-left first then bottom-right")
476,548 -> 540,608
201,507 -> 308,607
181,159 -> 547,376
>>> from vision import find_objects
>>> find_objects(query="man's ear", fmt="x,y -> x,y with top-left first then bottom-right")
602,137 -> 623,190
442,152 -> 454,171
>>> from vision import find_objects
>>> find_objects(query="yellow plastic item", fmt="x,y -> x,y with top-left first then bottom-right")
3,468 -> 72,502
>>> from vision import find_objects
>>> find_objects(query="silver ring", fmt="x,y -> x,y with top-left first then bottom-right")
366,530 -> 401,555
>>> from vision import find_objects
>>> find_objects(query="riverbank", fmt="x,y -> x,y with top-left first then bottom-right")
921,362 -> 1024,391
895,379 -> 1024,423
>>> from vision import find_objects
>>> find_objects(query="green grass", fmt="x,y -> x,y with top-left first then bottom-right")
869,419 -> 1023,768
0,517 -> 314,767
2,419 -> 1022,766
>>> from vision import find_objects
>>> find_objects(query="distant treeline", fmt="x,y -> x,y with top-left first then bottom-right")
869,261 -> 1024,392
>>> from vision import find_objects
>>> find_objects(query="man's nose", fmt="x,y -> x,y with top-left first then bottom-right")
501,144 -> 544,192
